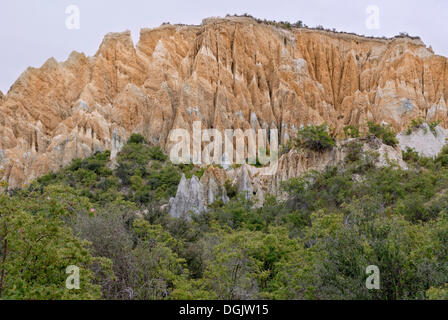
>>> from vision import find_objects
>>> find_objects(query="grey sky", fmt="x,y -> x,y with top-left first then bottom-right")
1,0 -> 447,93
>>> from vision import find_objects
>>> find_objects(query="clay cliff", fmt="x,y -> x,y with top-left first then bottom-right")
1,16 -> 448,188
168,136 -> 408,217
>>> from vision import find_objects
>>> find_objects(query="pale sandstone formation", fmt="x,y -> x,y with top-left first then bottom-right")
168,137 -> 406,217
397,124 -> 448,158
1,16 -> 447,188
169,168 -> 229,218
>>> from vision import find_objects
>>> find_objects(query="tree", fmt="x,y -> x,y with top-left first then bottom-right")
295,124 -> 335,152
367,122 -> 398,147
199,226 -> 300,300
131,219 -> 187,299
0,192 -> 107,299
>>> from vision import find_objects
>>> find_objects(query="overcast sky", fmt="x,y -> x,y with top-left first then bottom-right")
0,0 -> 447,93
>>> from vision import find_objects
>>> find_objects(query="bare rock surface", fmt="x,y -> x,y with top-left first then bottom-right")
168,137 -> 406,217
398,124 -> 448,158
1,16 -> 447,188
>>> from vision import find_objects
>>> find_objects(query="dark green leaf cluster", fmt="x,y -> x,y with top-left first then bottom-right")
295,124 -> 336,152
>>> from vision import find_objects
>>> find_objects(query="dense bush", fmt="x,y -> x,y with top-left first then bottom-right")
367,122 -> 398,146
343,125 -> 360,138
128,133 -> 146,144
3,130 -> 448,300
436,145 -> 448,166
72,205 -> 186,300
0,187 -> 110,299
295,124 -> 335,152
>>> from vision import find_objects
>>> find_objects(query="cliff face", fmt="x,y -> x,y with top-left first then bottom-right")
1,16 -> 448,188
168,137 -> 407,218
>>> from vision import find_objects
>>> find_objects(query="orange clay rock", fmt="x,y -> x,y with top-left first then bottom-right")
1,16 -> 447,188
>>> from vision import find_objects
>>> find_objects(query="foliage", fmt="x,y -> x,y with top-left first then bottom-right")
436,145 -> 448,167
427,285 -> 448,300
343,125 -> 360,138
367,122 -> 398,146
406,119 -> 441,136
0,169 -> 8,189
128,133 -> 146,145
402,147 -> 420,163
344,141 -> 363,163
0,191 -> 108,299
295,124 -> 335,152
224,180 -> 238,200
429,121 -> 441,135
200,227 -> 300,299
2,131 -> 448,300
408,117 -> 425,134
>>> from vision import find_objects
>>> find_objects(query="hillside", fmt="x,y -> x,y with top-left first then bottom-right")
1,132 -> 448,300
1,16 -> 448,188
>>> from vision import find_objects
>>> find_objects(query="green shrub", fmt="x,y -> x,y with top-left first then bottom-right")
367,122 -> 398,146
436,145 -> 448,167
343,125 -> 360,138
402,147 -> 435,169
37,172 -> 58,186
128,133 -> 146,144
224,180 -> 238,199
381,129 -> 398,147
194,167 -> 206,179
427,285 -> 448,300
345,141 -> 363,163
96,176 -> 119,191
429,121 -> 441,135
411,117 -> 425,130
178,164 -> 205,179
68,158 -> 84,172
149,146 -> 168,162
406,118 -> 440,136
134,185 -> 153,204
296,124 -> 335,152
396,194 -> 430,222
247,157 -> 264,168
147,166 -> 181,199
402,147 -> 420,163
75,169 -> 98,186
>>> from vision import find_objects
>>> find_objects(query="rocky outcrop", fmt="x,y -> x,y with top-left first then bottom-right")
168,137 -> 406,217
169,175 -> 207,218
398,124 -> 448,158
1,16 -> 448,188
169,166 -> 229,218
